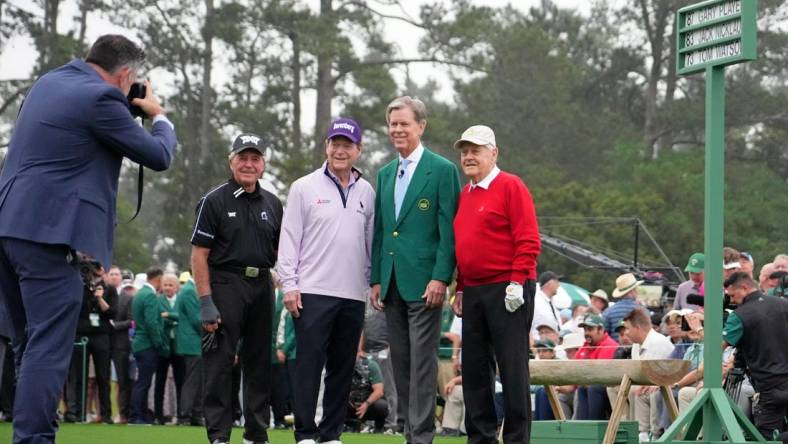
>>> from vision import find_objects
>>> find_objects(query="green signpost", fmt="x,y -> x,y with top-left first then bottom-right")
658,1 -> 774,443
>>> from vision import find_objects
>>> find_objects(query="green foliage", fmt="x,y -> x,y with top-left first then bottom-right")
112,197 -> 153,273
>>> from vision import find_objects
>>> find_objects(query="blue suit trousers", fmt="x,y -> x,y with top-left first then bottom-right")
0,237 -> 83,444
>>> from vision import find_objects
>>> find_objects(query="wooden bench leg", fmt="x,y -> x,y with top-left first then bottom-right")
603,375 -> 632,444
545,385 -> 566,420
660,385 -> 679,421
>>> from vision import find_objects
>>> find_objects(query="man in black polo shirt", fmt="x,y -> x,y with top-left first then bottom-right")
190,133 -> 283,444
723,272 -> 788,443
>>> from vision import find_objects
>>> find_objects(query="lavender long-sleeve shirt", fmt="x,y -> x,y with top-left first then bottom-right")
276,164 -> 375,301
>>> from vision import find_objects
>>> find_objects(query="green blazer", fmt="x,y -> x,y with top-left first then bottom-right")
175,280 -> 202,357
131,285 -> 169,356
371,147 -> 461,302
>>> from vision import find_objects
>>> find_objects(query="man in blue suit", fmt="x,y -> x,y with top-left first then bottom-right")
0,34 -> 176,444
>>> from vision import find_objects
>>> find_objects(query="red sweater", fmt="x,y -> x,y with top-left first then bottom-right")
453,170 -> 541,290
575,333 -> 619,360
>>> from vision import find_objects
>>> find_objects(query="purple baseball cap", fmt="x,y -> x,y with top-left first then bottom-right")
326,118 -> 362,143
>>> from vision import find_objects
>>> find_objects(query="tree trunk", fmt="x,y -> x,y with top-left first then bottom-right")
290,31 -> 302,150
199,0 -> 214,166
77,0 -> 89,46
639,0 -> 671,160
41,0 -> 61,71
312,0 -> 334,168
661,10 -> 679,152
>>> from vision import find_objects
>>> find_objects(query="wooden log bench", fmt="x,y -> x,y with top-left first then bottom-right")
529,359 -> 691,444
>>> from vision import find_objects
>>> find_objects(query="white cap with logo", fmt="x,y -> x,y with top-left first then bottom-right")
453,125 -> 496,149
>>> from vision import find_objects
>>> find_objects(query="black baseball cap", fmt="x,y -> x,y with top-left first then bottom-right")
538,271 -> 563,287
230,133 -> 265,156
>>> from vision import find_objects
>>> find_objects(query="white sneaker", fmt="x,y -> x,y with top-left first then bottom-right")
322,441 -> 342,444
639,431 -> 650,442
296,440 -> 317,444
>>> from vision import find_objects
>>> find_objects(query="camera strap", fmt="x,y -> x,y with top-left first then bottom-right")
129,165 -> 144,222
121,116 -> 146,224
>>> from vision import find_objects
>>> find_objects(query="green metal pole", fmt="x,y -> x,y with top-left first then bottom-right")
702,65 -> 725,441
79,337 -> 88,423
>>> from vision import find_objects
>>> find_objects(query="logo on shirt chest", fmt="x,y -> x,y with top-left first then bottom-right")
227,212 -> 236,218
316,199 -> 331,205
261,211 -> 268,221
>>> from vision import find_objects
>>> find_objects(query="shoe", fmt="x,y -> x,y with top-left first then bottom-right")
63,412 -> 79,423
116,416 -> 128,425
273,422 -> 288,429
321,441 -> 342,444
190,417 -> 205,427
639,431 -> 650,442
102,417 -> 114,425
441,428 -> 460,437
361,424 -> 374,433
129,418 -> 152,425
211,440 -> 229,444
242,440 -> 270,444
296,440 -> 316,444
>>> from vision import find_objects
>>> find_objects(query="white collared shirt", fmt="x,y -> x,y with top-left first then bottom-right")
397,143 -> 424,188
531,289 -> 562,338
632,329 -> 675,360
144,282 -> 156,293
470,166 -> 501,191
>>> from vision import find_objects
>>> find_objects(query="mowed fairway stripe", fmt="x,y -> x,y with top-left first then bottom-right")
0,424 -> 466,443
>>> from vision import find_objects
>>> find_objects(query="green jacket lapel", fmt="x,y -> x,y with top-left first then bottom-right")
396,148 -> 433,226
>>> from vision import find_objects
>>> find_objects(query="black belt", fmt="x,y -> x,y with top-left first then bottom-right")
212,264 -> 270,279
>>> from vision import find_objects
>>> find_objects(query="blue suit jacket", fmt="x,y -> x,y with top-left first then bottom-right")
0,59 -> 176,267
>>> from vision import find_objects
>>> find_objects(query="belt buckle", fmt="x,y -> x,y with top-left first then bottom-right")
245,266 -> 260,278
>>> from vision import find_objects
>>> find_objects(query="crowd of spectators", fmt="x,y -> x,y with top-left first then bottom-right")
0,248 -> 786,443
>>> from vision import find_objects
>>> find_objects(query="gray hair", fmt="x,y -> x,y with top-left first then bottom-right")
85,34 -> 146,74
386,96 -> 427,124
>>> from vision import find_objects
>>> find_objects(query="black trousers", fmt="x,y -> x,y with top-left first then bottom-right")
0,337 -> 13,417
292,293 -> 365,443
130,348 -> 158,423
346,398 -> 389,430
202,269 -> 273,443
754,379 -> 788,443
179,355 -> 204,422
154,353 -> 185,419
111,348 -> 132,418
463,281 -> 535,444
270,362 -> 291,424
66,333 -> 112,420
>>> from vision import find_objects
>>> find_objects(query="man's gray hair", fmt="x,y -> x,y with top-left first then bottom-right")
773,254 -> 788,263
386,96 -> 427,123
85,34 -> 146,74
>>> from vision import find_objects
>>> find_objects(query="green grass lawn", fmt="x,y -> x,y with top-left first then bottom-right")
0,423 -> 466,443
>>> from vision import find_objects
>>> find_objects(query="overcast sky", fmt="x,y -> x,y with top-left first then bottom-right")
0,0 -> 592,133
0,0 -> 590,80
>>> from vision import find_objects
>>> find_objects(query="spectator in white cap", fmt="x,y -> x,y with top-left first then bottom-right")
589,289 -> 609,313
452,124 -> 541,444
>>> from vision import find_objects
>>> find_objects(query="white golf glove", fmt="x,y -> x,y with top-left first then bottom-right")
504,282 -> 524,313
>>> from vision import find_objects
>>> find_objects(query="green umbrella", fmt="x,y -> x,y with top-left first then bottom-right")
559,282 -> 590,307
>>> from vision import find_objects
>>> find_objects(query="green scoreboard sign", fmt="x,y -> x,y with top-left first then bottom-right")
676,0 -> 757,75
